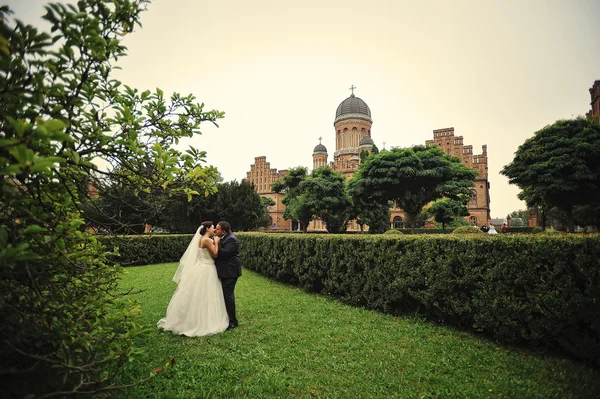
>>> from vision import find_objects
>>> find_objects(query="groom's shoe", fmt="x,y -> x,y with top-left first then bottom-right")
226,323 -> 238,331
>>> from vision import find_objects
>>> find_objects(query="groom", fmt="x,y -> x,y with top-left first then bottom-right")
214,221 -> 241,330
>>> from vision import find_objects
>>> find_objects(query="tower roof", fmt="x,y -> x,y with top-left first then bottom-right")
313,136 -> 327,155
359,135 -> 374,147
313,143 -> 327,154
335,94 -> 372,121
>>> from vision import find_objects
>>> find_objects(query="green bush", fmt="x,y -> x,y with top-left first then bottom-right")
98,234 -> 193,266
0,2 -> 222,397
532,226 -> 544,234
452,226 -> 486,235
395,228 -> 455,234
237,232 -> 600,365
383,229 -> 404,235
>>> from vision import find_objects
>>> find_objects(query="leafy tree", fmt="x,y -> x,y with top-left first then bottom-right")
0,1 -> 223,396
300,167 -> 354,233
508,209 -> 529,227
573,203 -> 600,230
153,180 -> 269,233
501,118 -> 600,232
348,145 -> 477,233
261,196 -> 276,208
428,197 -> 470,232
271,166 -> 312,232
355,201 -> 391,234
208,180 -> 270,231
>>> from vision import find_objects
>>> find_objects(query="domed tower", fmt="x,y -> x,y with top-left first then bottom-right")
333,86 -> 373,178
312,137 -> 328,169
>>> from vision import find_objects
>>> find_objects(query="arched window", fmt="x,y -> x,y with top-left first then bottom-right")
343,128 -> 348,132
469,216 -> 477,225
468,189 -> 477,206
393,216 -> 403,229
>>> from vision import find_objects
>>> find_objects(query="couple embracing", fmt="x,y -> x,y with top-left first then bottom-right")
157,221 -> 240,336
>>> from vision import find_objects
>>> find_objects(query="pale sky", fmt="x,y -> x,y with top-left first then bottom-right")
6,0 -> 600,218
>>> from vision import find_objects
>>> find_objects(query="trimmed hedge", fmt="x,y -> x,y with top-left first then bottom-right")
238,232 -> 600,365
101,232 -> 600,364
395,228 -> 455,234
98,234 -> 192,266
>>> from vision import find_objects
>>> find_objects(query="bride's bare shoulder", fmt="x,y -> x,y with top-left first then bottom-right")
200,236 -> 210,248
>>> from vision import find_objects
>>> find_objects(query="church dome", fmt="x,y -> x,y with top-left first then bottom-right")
359,135 -> 374,147
313,143 -> 327,155
335,94 -> 372,121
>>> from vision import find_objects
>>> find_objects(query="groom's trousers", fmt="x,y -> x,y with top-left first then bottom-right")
221,277 -> 238,327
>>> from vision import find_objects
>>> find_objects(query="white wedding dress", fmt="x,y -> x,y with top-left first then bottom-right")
157,248 -> 229,337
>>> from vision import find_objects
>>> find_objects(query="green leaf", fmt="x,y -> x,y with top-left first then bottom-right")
24,225 -> 48,234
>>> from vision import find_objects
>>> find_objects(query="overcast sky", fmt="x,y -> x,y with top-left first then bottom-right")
6,0 -> 600,218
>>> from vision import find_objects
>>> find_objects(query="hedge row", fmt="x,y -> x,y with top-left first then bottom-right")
238,232 -> 600,365
98,234 -> 192,266
100,232 -> 600,365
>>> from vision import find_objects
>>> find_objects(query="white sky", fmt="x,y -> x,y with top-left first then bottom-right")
6,0 -> 600,218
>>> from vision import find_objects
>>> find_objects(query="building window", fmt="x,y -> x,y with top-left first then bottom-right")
469,216 -> 477,225
469,189 -> 477,206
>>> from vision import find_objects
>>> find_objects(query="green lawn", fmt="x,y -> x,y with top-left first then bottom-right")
115,263 -> 600,398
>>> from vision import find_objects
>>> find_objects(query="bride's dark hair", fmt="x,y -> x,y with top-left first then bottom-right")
199,221 -> 213,236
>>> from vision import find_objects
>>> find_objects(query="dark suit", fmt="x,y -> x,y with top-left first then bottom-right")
214,232 -> 241,327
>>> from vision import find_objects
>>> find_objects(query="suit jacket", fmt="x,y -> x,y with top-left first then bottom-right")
215,232 -> 241,279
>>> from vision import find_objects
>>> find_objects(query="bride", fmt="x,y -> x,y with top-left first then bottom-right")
157,221 -> 229,336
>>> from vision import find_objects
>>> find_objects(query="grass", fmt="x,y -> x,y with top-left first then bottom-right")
114,263 -> 600,398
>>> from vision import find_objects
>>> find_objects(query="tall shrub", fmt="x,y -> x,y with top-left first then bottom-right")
0,1 -> 222,396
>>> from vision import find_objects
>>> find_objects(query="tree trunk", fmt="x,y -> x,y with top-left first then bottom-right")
567,208 -> 575,233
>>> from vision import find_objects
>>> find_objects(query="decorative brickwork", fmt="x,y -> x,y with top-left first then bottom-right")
589,80 -> 600,124
426,127 -> 490,227
243,156 -> 291,230
245,94 -> 491,231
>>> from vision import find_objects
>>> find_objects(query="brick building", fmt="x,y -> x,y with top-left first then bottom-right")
245,90 -> 491,231
587,80 -> 600,124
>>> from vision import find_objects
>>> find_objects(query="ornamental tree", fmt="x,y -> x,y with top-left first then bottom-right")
501,118 -> 600,232
348,145 -> 477,234
300,167 -> 354,234
428,197 -> 470,232
0,1 -> 222,396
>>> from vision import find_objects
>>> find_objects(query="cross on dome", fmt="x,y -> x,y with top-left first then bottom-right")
349,84 -> 356,96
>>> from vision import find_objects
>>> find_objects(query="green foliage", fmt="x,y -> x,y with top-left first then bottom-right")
355,201 -> 390,234
396,228 -> 455,234
206,180 -> 270,231
0,1 -> 222,396
428,197 -> 470,231
348,145 -> 477,234
452,226 -> 486,235
99,234 -> 193,266
91,179 -> 268,234
301,167 -> 353,233
532,226 -> 544,234
238,232 -> 600,365
502,118 -> 600,232
383,229 -> 404,235
273,166 -> 354,233
272,166 -> 312,232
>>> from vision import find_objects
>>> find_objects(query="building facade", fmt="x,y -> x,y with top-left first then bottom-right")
587,80 -> 600,124
245,91 -> 491,231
